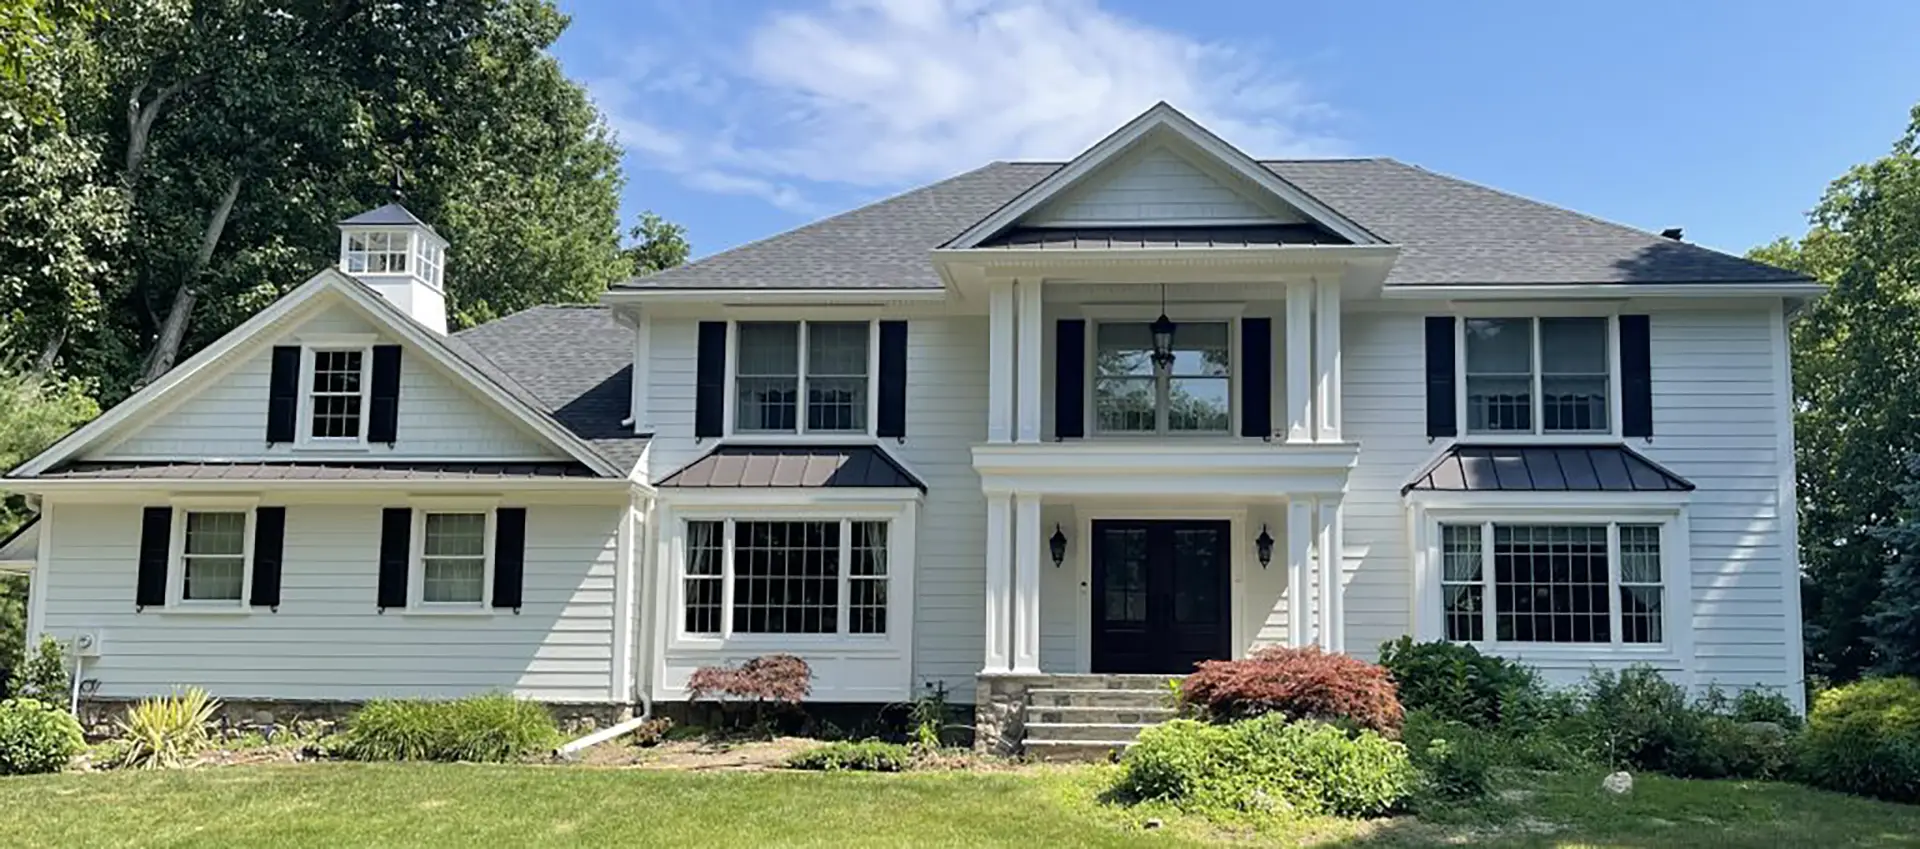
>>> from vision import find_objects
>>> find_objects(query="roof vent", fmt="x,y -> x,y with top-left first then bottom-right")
1660,227 -> 1684,241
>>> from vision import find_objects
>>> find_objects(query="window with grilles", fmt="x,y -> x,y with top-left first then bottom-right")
680,517 -> 893,638
1438,521 -> 1666,647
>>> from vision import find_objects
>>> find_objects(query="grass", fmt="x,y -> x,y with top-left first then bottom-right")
0,762 -> 1916,848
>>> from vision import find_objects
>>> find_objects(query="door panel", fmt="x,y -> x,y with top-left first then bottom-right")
1091,520 -> 1231,674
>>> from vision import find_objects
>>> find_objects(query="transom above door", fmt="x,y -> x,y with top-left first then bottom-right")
1091,519 -> 1231,674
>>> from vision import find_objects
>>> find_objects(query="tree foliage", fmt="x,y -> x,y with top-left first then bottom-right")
1757,104 -> 1920,680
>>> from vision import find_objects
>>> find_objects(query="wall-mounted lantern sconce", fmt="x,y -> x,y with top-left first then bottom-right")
1256,525 -> 1275,569
1049,524 -> 1068,567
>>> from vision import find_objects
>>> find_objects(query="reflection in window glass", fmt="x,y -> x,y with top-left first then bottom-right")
1092,321 -> 1230,434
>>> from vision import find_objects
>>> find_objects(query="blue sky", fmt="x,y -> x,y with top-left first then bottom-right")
553,0 -> 1920,259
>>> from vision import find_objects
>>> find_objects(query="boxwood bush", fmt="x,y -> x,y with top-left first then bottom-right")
785,740 -> 914,772
333,694 -> 561,763
1181,647 -> 1404,736
1795,677 -> 1920,802
1378,637 -> 1544,729
0,697 -> 84,775
1115,715 -> 1415,819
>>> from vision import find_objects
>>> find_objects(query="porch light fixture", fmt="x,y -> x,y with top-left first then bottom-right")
1049,524 -> 1068,567
1150,283 -> 1177,372
1255,525 -> 1275,569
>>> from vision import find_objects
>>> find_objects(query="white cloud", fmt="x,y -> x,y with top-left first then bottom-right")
586,0 -> 1342,212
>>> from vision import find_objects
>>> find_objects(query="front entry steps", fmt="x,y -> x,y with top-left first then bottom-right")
1020,674 -> 1181,762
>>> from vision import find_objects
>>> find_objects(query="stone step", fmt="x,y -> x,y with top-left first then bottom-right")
1036,674 -> 1187,691
1026,704 -> 1176,726
1024,739 -> 1134,763
1025,721 -> 1155,743
1027,688 -> 1171,709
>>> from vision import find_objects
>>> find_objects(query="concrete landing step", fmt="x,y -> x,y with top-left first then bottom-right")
1024,739 -> 1134,763
1024,722 -> 1156,743
1027,704 -> 1176,726
1027,688 -> 1170,709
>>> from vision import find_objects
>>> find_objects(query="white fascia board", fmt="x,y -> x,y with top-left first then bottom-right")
5,477 -> 635,496
1404,490 -> 1692,514
946,102 -> 1381,249
972,441 -> 1359,498
656,488 -> 924,510
933,244 -> 1398,271
600,288 -> 951,307
1382,281 -> 1826,300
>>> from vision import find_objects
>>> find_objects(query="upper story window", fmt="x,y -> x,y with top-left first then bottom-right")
1440,521 -> 1664,646
1094,321 -> 1230,435
307,348 -> 367,441
343,231 -> 410,274
735,321 -> 871,434
1464,317 -> 1610,435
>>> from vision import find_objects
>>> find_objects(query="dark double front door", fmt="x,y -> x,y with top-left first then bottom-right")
1090,520 -> 1231,674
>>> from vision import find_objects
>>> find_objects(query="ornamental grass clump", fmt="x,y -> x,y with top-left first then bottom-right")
1181,647 -> 1404,736
335,694 -> 560,763
114,687 -> 220,769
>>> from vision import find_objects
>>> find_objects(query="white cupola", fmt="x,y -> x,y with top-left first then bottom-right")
337,202 -> 449,334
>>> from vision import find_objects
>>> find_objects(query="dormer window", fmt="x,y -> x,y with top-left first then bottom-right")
303,347 -> 369,442
343,231 -> 411,275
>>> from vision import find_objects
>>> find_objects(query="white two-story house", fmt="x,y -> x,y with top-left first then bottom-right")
3,104 -> 1819,753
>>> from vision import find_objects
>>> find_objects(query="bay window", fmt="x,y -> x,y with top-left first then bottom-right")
681,518 -> 892,638
1440,521 -> 1665,646
1093,320 -> 1231,435
734,321 -> 872,434
1464,316 -> 1611,435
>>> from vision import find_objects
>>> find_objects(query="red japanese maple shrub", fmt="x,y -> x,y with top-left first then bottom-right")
687,654 -> 812,705
1181,647 -> 1404,736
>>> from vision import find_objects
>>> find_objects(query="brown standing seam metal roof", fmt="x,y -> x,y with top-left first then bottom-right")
657,445 -> 927,491
40,462 -> 601,481
977,223 -> 1348,250
1401,445 -> 1695,495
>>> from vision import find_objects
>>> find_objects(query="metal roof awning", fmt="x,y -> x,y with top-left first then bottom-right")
658,444 -> 927,491
1402,444 -> 1695,495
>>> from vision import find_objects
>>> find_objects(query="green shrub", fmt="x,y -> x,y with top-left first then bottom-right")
1116,715 -> 1416,819
1731,688 -> 1802,731
0,697 -> 83,775
10,637 -> 70,704
1670,714 -> 1792,780
1571,666 -> 1697,772
335,694 -> 561,763
1795,677 -> 1920,802
1182,647 -> 1404,736
1378,637 -> 1544,729
1401,707 -> 1587,774
113,687 -> 219,769
1413,736 -> 1492,803
785,740 -> 914,772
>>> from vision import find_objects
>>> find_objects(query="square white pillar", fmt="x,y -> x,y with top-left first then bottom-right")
1287,498 -> 1314,647
987,280 -> 1015,444
1317,500 -> 1344,652
1012,493 -> 1043,674
1314,278 -> 1342,443
1016,279 -> 1044,443
983,493 -> 1012,672
1285,280 -> 1314,443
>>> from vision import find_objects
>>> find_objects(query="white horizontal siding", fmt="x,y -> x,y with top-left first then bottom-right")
1027,145 -> 1292,225
39,500 -> 621,702
98,303 -> 560,461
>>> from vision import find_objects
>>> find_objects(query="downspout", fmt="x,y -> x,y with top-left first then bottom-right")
555,494 -> 657,757
67,635 -> 86,715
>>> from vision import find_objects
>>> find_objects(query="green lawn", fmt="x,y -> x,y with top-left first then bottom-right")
2,762 -> 1916,848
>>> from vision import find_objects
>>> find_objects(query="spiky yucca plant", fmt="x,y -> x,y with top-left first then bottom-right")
114,687 -> 220,769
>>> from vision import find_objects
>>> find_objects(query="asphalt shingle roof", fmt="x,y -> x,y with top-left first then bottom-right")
617,158 -> 1807,291
449,305 -> 647,471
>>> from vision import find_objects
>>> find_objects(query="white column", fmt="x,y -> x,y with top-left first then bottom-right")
1012,494 -> 1043,674
987,280 -> 1015,444
1287,498 -> 1314,647
1317,499 -> 1344,652
1285,280 -> 1314,443
1015,279 -> 1044,443
982,493 -> 1012,672
1314,278 -> 1342,443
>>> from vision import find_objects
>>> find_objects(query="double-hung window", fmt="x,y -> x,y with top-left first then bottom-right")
1464,317 -> 1611,435
681,518 -> 891,638
176,510 -> 250,604
305,348 -> 368,442
1440,521 -> 1665,646
734,321 -> 872,434
417,511 -> 490,606
1093,321 -> 1231,435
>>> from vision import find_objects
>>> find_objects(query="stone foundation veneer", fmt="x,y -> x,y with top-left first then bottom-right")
973,674 -> 1056,756
75,698 -> 637,740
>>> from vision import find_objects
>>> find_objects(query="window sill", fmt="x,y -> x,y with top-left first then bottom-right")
669,634 -> 901,654
1466,642 -> 1677,667
152,605 -> 252,617
400,607 -> 498,618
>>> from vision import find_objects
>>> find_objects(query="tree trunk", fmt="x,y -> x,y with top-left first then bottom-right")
139,173 -> 242,385
32,328 -> 66,374
123,77 -> 198,203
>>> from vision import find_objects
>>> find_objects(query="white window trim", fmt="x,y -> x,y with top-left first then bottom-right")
667,504 -> 914,652
1411,499 -> 1693,667
1085,316 -> 1238,439
163,500 -> 257,614
296,341 -> 374,449
405,503 -> 497,615
725,320 -> 878,438
1456,313 -> 1624,443
339,228 -> 414,276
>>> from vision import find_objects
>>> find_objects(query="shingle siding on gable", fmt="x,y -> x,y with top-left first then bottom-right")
1025,145 -> 1294,225
96,303 -> 561,461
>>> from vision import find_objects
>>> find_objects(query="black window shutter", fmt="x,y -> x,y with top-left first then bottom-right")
136,507 -> 171,610
266,346 -> 302,444
876,321 -> 908,439
250,507 -> 287,610
694,321 -> 727,439
1621,314 -> 1653,438
1055,319 -> 1086,439
1241,318 -> 1273,438
367,345 -> 402,445
377,507 -> 411,611
492,508 -> 527,612
1424,316 -> 1458,439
